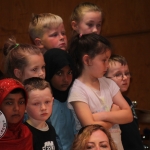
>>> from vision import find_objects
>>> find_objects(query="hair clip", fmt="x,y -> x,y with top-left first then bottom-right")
14,43 -> 19,49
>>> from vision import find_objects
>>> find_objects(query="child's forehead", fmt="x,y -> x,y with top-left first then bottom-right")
109,61 -> 129,70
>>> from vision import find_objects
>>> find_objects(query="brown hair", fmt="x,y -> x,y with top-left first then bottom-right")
23,77 -> 52,93
3,36 -> 41,81
71,124 -> 117,150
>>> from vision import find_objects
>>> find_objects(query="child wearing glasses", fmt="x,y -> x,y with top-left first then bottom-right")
105,54 -> 144,150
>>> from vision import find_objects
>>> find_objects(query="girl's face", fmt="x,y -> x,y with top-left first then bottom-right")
21,53 -> 45,82
87,50 -> 111,78
85,130 -> 111,150
51,65 -> 73,91
72,11 -> 102,34
26,88 -> 53,122
0,92 -> 26,124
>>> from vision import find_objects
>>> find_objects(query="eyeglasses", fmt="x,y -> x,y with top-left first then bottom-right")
106,72 -> 131,80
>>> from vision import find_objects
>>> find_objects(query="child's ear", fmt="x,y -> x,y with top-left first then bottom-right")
83,55 -> 92,66
71,21 -> 78,31
34,38 -> 44,49
14,68 -> 22,79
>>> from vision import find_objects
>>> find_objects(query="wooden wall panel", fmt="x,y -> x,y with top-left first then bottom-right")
0,0 -> 150,112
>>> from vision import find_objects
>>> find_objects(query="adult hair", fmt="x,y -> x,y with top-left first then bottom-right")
3,36 -> 41,80
23,77 -> 52,93
68,33 -> 112,78
29,13 -> 63,41
71,124 -> 117,150
109,54 -> 128,66
70,2 -> 102,23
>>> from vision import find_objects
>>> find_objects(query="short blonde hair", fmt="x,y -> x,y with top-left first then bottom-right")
29,13 -> 63,41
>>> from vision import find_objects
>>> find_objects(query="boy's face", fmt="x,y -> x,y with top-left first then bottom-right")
51,65 -> 73,91
72,11 -> 102,35
41,23 -> 67,50
26,88 -> 53,122
106,62 -> 130,92
21,53 -> 45,82
0,92 -> 26,124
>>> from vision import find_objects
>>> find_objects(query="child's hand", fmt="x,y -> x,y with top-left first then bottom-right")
111,104 -> 120,111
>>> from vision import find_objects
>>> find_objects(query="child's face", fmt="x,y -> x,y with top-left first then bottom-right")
41,23 -> 67,50
86,50 -> 111,78
51,65 -> 73,91
21,53 -> 45,82
107,62 -> 130,92
72,11 -> 102,35
26,88 -> 53,121
0,92 -> 26,124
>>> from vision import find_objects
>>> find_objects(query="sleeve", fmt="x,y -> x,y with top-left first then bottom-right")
67,81 -> 89,109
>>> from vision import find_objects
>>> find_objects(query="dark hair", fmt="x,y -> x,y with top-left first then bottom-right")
68,33 -> 112,78
71,124 -> 117,150
10,88 -> 26,100
23,77 -> 52,93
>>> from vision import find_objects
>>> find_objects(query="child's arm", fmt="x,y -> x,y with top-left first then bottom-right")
93,91 -> 133,124
71,101 -> 113,130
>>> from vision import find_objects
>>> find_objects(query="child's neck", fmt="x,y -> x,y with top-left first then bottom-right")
27,119 -> 47,130
78,73 -> 100,90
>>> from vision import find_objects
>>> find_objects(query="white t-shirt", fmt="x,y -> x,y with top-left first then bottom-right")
68,77 -> 124,150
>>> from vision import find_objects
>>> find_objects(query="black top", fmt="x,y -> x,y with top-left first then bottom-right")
120,96 -> 144,150
24,121 -> 58,150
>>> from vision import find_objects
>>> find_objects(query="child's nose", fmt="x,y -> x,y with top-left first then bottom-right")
41,103 -> 46,110
14,103 -> 19,111
39,70 -> 45,79
93,26 -> 98,33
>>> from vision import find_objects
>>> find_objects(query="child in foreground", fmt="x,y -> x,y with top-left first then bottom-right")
29,13 -> 67,53
44,48 -> 76,150
105,54 -> 144,150
24,77 -> 58,150
67,33 -> 133,150
0,78 -> 33,150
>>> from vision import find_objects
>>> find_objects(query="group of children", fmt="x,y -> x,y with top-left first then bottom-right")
0,2 -> 144,150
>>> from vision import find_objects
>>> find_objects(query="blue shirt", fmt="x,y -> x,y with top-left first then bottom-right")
47,99 -> 76,150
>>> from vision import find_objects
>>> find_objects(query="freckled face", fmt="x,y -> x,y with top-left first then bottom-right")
26,88 -> 54,121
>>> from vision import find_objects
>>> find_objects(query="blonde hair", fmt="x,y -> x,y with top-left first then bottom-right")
29,13 -> 63,41
3,36 -> 41,81
70,2 -> 102,23
71,124 -> 117,150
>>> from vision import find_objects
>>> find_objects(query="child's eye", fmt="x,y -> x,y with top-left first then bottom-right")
45,101 -> 50,104
56,71 -> 62,76
97,24 -> 101,28
32,68 -> 38,72
33,103 -> 40,106
5,101 -> 13,105
42,65 -> 45,70
19,100 -> 25,105
61,31 -> 66,36
68,70 -> 73,75
87,23 -> 93,27
50,33 -> 58,37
